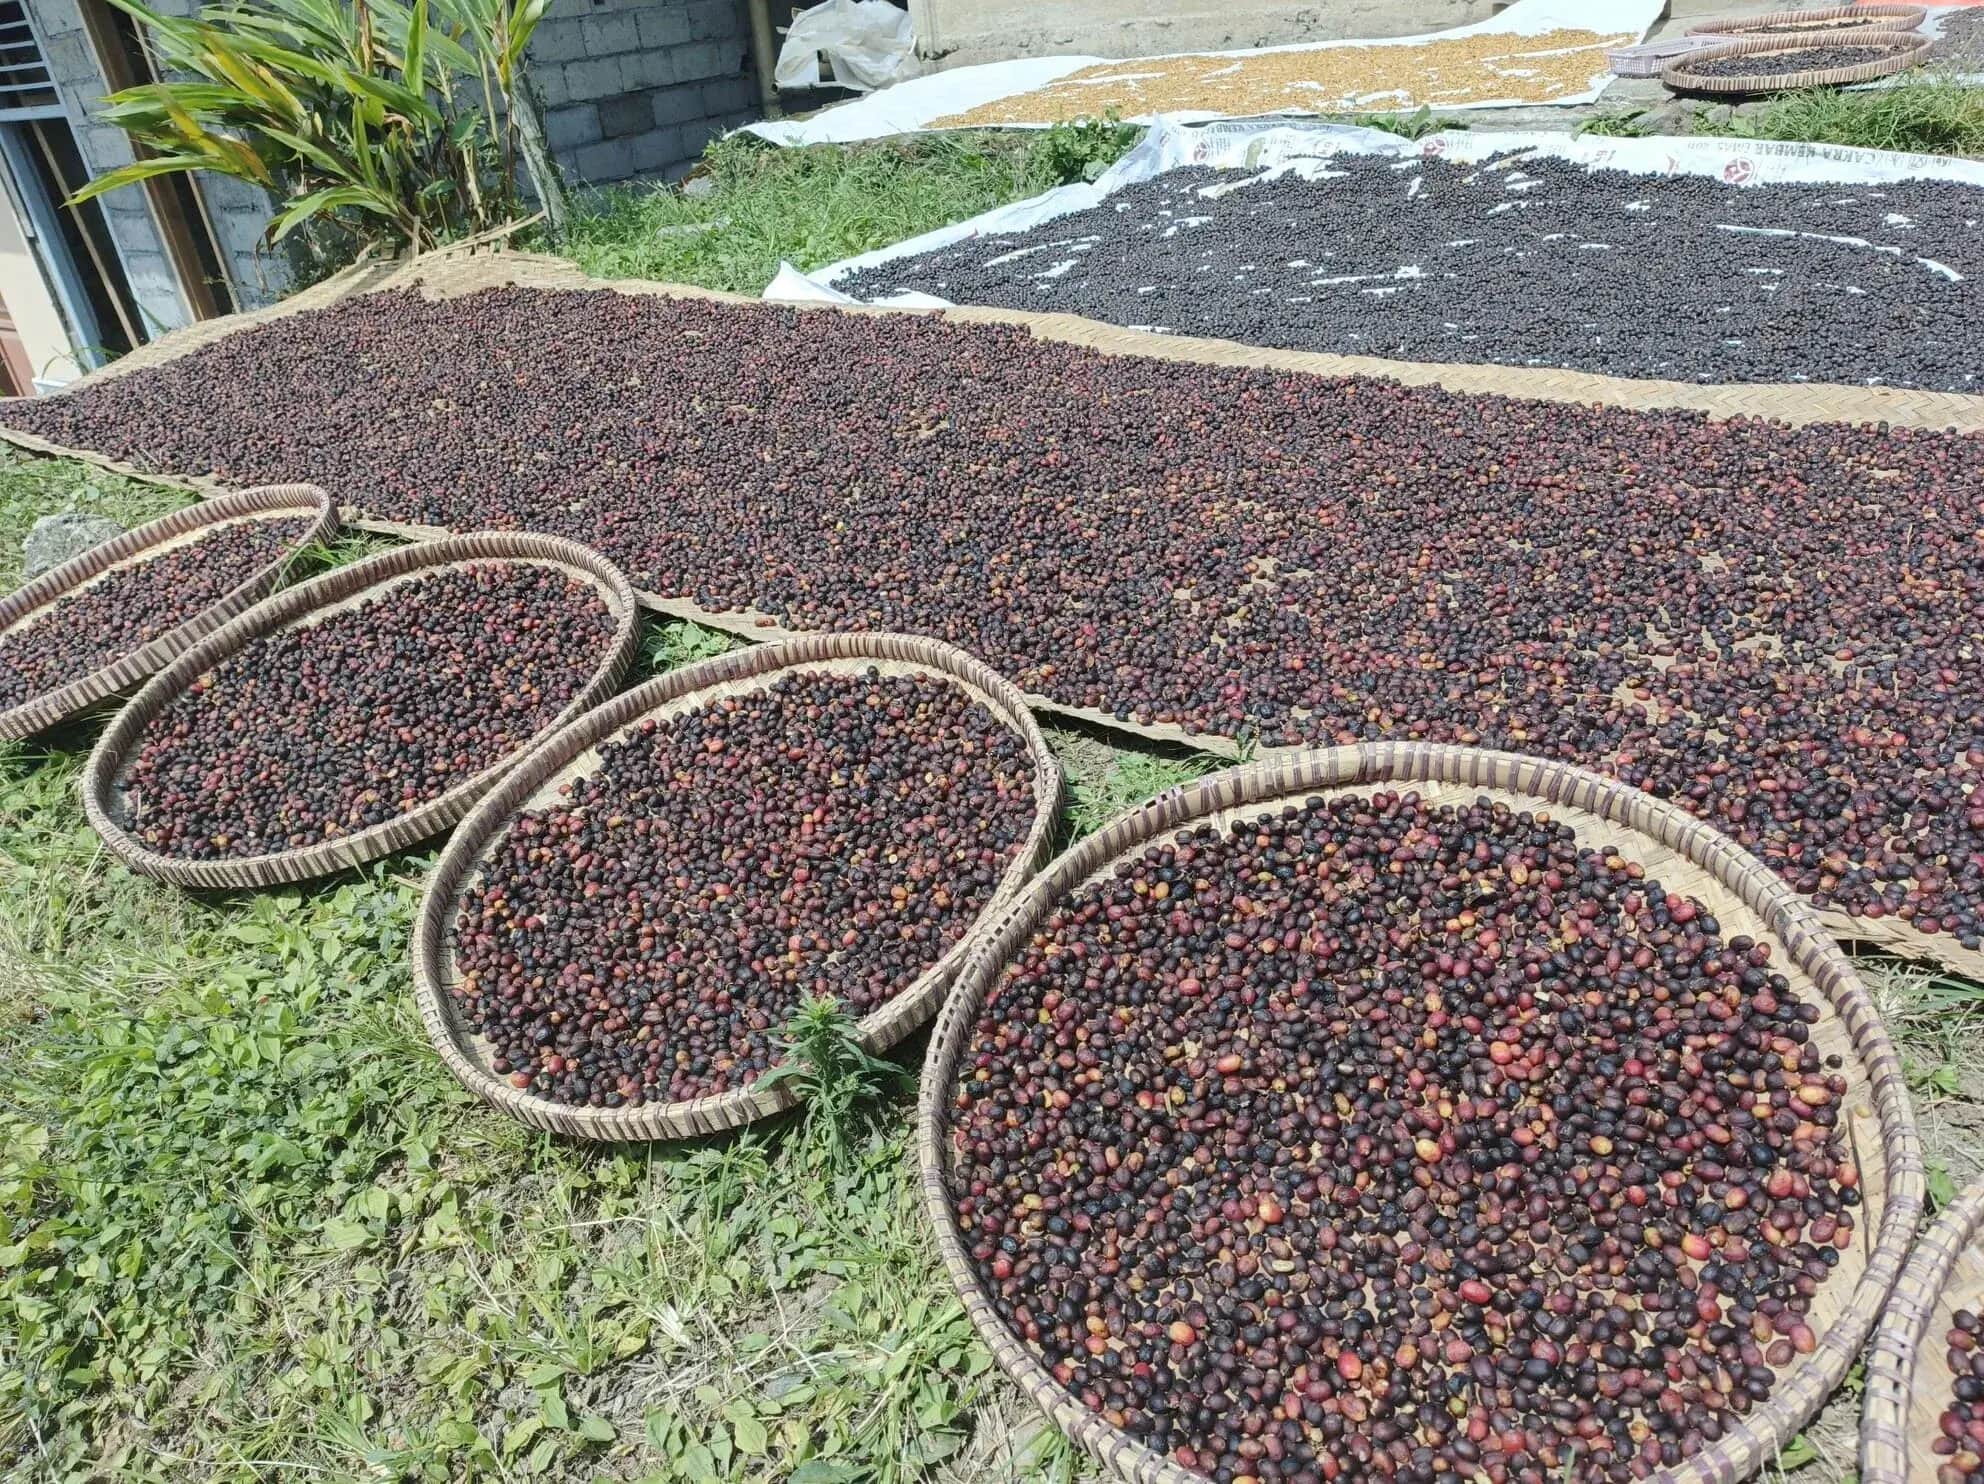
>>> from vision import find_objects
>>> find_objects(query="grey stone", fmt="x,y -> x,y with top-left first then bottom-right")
639,5 -> 693,50
24,514 -> 125,581
530,18 -> 590,64
563,55 -> 623,102
583,11 -> 641,55
622,48 -> 675,90
669,40 -> 735,82
545,103 -> 604,151
700,75 -> 755,117
597,90 -> 654,138
572,138 -> 636,183
629,125 -> 686,175
535,64 -> 573,107
690,0 -> 745,42
42,32 -> 99,88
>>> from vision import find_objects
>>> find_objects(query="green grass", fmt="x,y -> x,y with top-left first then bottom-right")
1693,78 -> 1984,157
555,124 -> 1139,294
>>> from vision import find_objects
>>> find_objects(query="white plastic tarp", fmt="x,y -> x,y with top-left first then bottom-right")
764,115 -> 1984,307
743,0 -> 1664,147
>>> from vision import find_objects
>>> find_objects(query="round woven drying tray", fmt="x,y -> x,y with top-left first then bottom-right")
1664,29 -> 1933,94
1863,1181 -> 1984,1484
1688,5 -> 1928,37
919,743 -> 1924,1484
412,630 -> 1065,1142
0,484 -> 336,742
83,531 -> 641,890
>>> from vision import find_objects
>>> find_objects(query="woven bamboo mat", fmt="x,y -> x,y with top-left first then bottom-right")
917,743 -> 1922,1484
411,632 -> 1064,1141
10,247 -> 1984,975
1863,1180 -> 1984,1484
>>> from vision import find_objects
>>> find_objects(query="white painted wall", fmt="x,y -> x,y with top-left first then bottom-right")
0,177 -> 87,391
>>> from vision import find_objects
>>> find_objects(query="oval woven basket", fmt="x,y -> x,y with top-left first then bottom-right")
412,631 -> 1065,1142
0,484 -> 336,742
1664,29 -> 1933,94
1688,5 -> 1928,37
1864,1181 -> 1984,1484
919,743 -> 1924,1484
83,531 -> 641,890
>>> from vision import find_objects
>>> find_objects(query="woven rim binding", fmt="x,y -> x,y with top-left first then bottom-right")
82,532 -> 641,889
1688,5 -> 1928,37
919,743 -> 1925,1484
411,631 -> 1064,1142
1863,1181 -> 1984,1484
0,485 -> 336,741
1664,28 -> 1933,93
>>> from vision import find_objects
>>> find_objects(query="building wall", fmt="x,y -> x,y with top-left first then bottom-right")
19,0 -> 763,362
531,0 -> 761,184
30,0 -> 281,322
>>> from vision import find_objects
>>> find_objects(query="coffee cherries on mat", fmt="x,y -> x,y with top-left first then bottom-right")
0,515 -> 312,712
118,562 -> 614,859
947,791 -> 1860,1484
450,670 -> 1038,1108
10,288 -> 1984,956
1942,1310 -> 1984,1484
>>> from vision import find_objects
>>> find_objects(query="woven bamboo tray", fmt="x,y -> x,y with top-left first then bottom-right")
83,532 -> 640,890
1865,1182 -> 1984,1484
412,631 -> 1064,1142
1688,6 -> 1928,37
1664,29 -> 1934,94
919,743 -> 1924,1484
0,485 -> 335,741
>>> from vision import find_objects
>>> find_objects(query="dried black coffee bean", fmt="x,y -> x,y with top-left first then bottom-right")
6,289 -> 1983,950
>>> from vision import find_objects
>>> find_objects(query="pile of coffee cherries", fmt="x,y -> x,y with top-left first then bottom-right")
1941,1309 -> 1984,1484
451,669 -> 1040,1108
120,562 -> 615,858
947,791 -> 1861,1484
10,289 -> 1984,950
0,515 -> 311,712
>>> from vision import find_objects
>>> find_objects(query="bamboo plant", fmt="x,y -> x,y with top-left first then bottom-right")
71,0 -> 558,262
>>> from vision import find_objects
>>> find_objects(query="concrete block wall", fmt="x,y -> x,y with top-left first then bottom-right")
531,0 -> 760,184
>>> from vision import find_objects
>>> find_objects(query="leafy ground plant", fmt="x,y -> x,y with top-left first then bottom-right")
1692,78 -> 1984,157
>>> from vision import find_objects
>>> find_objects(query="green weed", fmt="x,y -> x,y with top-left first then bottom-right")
1693,79 -> 1984,157
643,617 -> 741,675
1066,750 -> 1213,837
759,996 -> 912,1172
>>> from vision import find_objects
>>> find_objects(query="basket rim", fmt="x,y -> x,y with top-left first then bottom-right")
81,530 -> 642,890
410,629 -> 1065,1143
0,484 -> 337,742
1663,27 -> 1933,92
917,742 -> 1926,1484
1862,1179 -> 1984,1484
1687,5 -> 1929,38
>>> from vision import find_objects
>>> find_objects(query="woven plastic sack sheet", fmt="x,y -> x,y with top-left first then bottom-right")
742,0 -> 1664,145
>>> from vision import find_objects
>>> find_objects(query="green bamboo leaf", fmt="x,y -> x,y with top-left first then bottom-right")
403,0 -> 428,93
265,184 -> 397,243
65,155 -> 219,206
